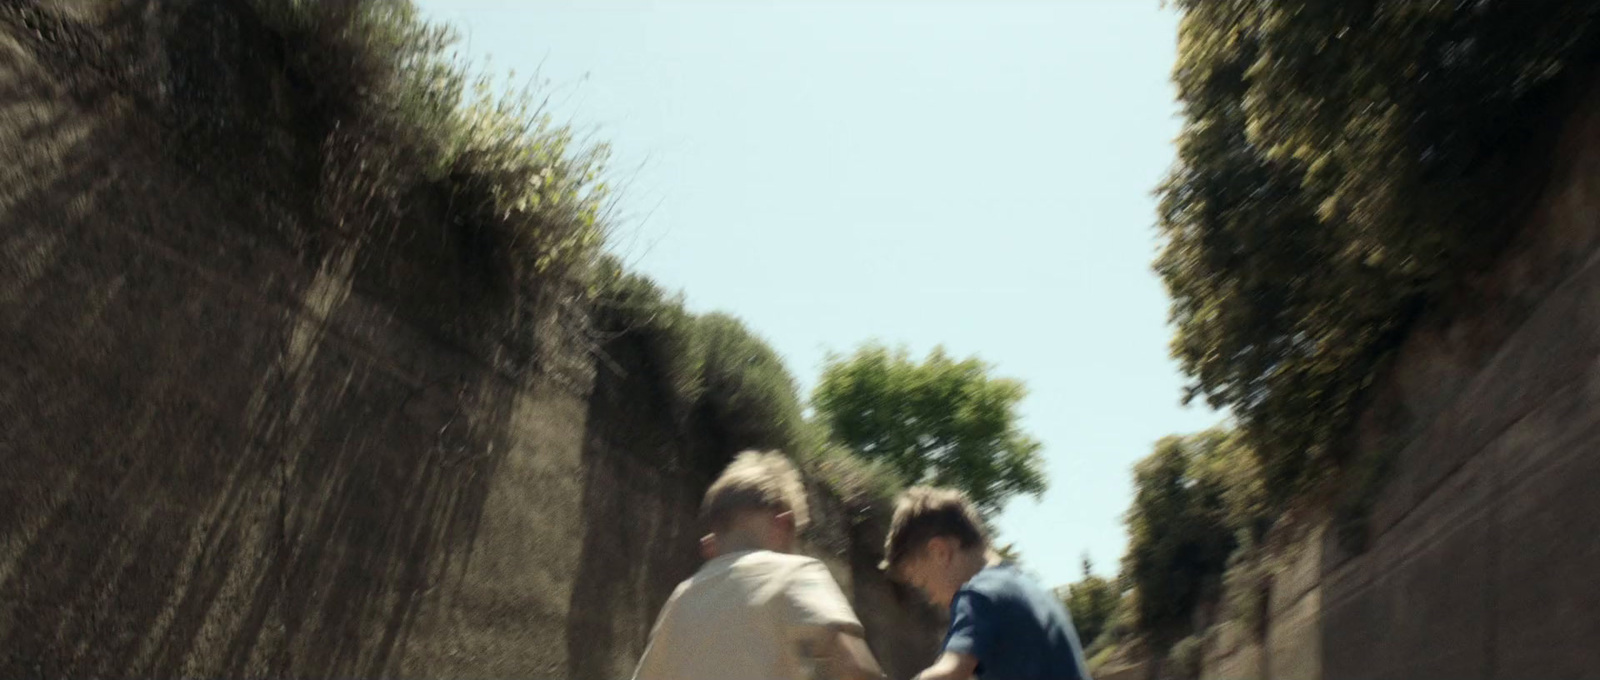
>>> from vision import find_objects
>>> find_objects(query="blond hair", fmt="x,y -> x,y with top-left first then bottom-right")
700,450 -> 810,533
880,486 -> 987,572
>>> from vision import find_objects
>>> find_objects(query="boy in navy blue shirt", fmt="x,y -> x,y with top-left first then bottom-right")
881,487 -> 1091,680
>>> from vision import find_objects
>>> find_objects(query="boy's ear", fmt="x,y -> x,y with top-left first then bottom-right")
929,536 -> 957,563
773,510 -> 797,532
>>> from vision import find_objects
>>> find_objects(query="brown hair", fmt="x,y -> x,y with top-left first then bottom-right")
699,450 -> 810,533
880,487 -> 987,573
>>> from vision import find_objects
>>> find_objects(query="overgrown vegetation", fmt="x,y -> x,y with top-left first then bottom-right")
4,0 -> 612,371
1118,5 -> 1599,666
1115,9 -> 1600,671
1158,1 -> 1600,505
252,0 -> 609,271
588,258 -> 906,509
246,0 -> 610,370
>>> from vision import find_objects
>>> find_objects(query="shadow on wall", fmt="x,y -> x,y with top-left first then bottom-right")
0,20 -> 522,677
564,332 -> 709,680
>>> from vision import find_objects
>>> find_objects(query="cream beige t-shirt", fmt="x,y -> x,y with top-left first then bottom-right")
632,549 -> 864,680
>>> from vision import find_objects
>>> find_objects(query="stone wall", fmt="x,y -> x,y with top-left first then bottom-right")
1319,71 -> 1600,680
1200,622 -> 1262,680
1195,512 -> 1322,680
0,6 -> 940,678
1187,70 -> 1600,680
1265,517 -> 1323,680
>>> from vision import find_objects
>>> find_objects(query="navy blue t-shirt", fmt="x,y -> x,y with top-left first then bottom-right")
942,564 -> 1091,680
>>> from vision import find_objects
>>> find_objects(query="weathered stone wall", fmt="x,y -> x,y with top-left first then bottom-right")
1199,621 -> 1262,680
1190,71 -> 1600,680
1195,512 -> 1321,680
0,6 -> 940,679
1316,71 -> 1600,680
1264,517 -> 1323,680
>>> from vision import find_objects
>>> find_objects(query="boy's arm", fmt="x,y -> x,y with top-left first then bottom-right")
912,651 -> 979,680
916,590 -> 990,680
819,628 -> 887,680
781,560 -> 886,680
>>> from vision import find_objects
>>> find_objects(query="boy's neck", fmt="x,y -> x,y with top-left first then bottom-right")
711,528 -> 791,557
954,547 -> 999,584
714,535 -> 767,556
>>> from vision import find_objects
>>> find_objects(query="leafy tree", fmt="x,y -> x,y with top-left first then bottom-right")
1158,1 -> 1599,503
812,344 -> 1046,514
1060,556 -> 1120,650
1122,428 -> 1264,635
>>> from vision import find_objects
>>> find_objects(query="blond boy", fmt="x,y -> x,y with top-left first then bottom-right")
632,450 -> 885,680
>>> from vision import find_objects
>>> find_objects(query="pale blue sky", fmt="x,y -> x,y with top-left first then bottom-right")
418,0 -> 1222,588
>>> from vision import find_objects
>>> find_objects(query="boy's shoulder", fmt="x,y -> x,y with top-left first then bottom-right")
693,550 -> 830,582
959,563 -> 1042,600
741,550 -> 825,568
